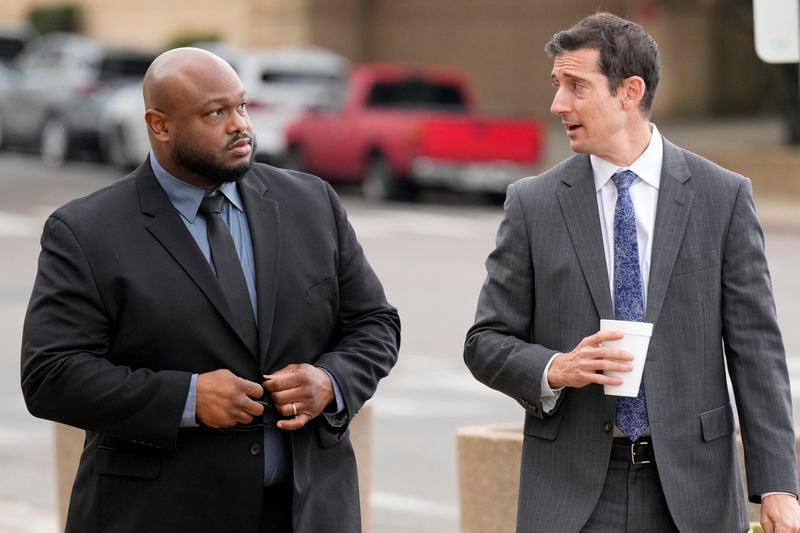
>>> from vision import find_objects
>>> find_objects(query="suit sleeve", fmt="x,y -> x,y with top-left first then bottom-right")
20,216 -> 191,450
464,183 -> 558,418
313,183 -> 401,430
721,178 -> 799,501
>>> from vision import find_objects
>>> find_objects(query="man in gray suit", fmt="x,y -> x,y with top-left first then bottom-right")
465,12 -> 800,532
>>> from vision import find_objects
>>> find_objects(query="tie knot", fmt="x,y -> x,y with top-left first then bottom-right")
198,194 -> 225,217
612,170 -> 637,191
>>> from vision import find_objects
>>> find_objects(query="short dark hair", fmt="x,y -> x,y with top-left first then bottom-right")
545,12 -> 661,116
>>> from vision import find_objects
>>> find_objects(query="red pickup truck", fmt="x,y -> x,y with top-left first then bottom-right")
283,64 -> 544,201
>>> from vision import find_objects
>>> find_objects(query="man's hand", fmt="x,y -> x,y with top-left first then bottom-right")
196,369 -> 265,428
761,494 -> 800,533
264,363 -> 335,431
547,330 -> 633,389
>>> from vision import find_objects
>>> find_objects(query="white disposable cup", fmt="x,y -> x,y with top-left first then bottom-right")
600,319 -> 654,397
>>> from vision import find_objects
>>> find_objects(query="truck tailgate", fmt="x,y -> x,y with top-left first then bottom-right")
418,117 -> 543,163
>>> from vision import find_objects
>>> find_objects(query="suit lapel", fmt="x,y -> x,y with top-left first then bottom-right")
645,139 -> 694,327
557,156 -> 614,319
136,160 -> 256,355
238,172 -> 281,366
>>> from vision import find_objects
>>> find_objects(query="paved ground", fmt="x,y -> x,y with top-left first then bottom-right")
0,115 -> 799,533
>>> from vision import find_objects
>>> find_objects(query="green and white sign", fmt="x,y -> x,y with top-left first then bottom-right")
754,0 -> 799,63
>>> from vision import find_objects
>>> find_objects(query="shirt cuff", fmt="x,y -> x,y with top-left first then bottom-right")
180,373 -> 198,428
319,367 -> 345,415
541,353 -> 565,414
762,492 -> 798,499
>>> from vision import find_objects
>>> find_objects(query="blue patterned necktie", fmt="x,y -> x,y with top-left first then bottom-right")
612,170 -> 649,441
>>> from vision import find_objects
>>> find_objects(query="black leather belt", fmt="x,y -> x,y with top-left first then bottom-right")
612,437 -> 655,465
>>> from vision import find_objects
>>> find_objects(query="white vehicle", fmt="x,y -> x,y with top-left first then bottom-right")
99,45 -> 349,169
98,82 -> 148,168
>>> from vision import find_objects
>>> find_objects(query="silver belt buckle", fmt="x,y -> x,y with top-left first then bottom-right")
630,440 -> 652,465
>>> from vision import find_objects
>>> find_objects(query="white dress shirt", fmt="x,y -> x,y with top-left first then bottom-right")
540,125 -> 663,410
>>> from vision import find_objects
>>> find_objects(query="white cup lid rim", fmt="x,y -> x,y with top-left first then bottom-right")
599,319 -> 653,336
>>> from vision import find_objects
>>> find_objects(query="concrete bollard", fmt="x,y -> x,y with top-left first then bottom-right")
457,423 -> 793,533
55,402 -> 373,532
54,423 -> 85,528
457,423 -> 522,533
350,401 -> 373,532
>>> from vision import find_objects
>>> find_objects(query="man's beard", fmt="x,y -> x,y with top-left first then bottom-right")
172,133 -> 257,185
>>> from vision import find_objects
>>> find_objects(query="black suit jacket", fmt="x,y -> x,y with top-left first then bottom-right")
21,160 -> 400,533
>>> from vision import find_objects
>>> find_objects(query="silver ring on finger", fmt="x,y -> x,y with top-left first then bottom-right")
292,402 -> 298,417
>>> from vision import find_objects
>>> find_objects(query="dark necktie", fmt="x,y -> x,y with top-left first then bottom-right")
198,194 -> 258,354
612,170 -> 649,441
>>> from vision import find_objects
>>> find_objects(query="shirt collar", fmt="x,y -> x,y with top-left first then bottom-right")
590,124 -> 663,192
149,153 -> 244,223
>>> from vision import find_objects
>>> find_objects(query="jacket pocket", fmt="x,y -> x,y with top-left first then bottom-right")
523,413 -> 563,441
672,249 -> 720,276
306,275 -> 337,300
94,445 -> 162,479
699,403 -> 734,442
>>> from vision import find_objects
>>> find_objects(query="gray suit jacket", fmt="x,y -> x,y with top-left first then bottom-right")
465,139 -> 797,532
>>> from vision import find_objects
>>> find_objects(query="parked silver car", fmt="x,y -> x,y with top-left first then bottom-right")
0,32 -> 153,166
99,45 -> 348,169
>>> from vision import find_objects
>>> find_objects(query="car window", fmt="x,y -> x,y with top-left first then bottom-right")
366,79 -> 466,111
98,56 -> 153,80
260,70 -> 341,84
0,37 -> 27,62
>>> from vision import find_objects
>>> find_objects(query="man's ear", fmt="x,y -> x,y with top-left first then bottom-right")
145,109 -> 170,142
620,76 -> 646,111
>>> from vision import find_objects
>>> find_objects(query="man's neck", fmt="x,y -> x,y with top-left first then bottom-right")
600,120 -> 653,168
151,150 -> 217,191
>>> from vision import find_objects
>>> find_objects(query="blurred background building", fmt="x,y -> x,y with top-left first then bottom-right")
0,0 -> 788,125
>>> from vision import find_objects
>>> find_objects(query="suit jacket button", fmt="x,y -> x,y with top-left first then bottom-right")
249,443 -> 262,456
603,422 -> 613,434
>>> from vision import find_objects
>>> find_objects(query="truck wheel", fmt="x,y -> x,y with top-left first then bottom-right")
40,117 -> 70,167
362,155 -> 414,202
